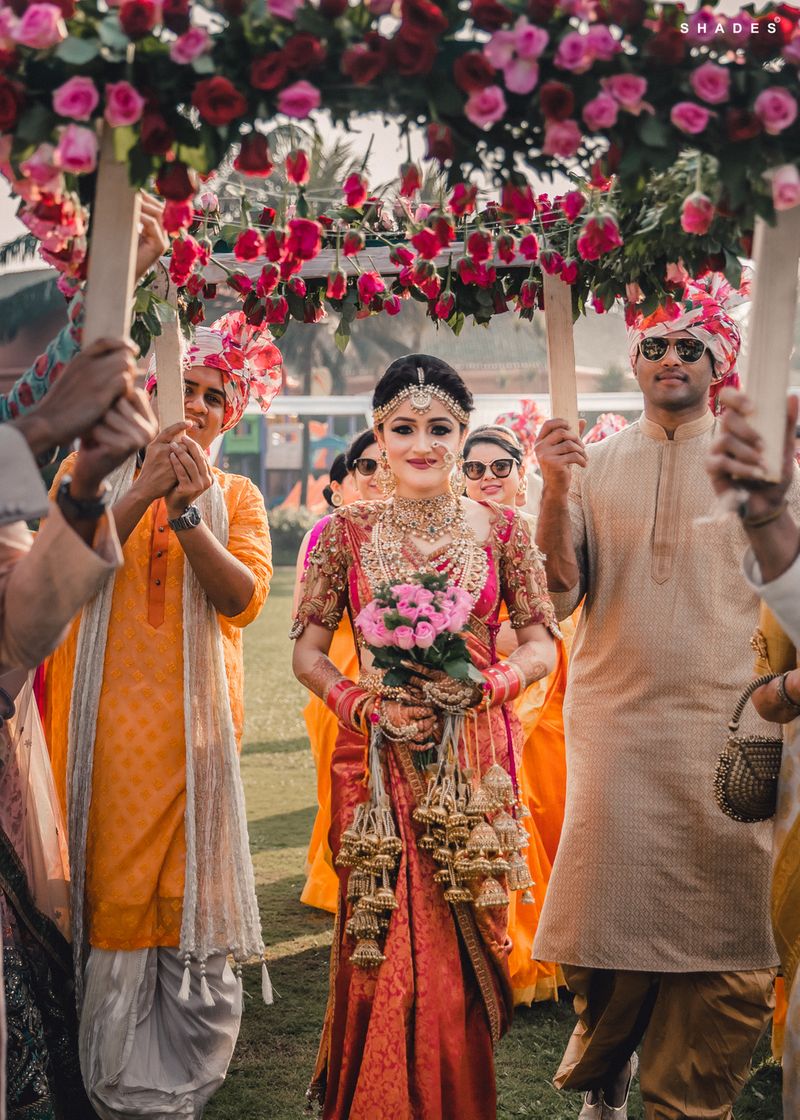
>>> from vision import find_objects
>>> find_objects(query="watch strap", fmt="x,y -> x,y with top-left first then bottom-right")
56,474 -> 110,521
168,505 -> 201,532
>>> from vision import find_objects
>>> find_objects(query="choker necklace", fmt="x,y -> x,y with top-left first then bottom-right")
391,493 -> 460,543
363,493 -> 489,598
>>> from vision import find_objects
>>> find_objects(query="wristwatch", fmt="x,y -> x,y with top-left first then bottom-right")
56,474 -> 110,521
168,504 -> 202,532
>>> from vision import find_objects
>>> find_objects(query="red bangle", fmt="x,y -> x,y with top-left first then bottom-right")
325,679 -> 371,732
481,662 -> 525,707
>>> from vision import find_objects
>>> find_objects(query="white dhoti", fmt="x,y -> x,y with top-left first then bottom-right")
79,947 -> 240,1119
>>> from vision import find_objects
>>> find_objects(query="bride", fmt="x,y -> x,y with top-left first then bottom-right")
291,354 -> 558,1120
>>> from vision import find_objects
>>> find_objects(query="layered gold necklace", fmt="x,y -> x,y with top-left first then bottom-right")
363,493 -> 489,598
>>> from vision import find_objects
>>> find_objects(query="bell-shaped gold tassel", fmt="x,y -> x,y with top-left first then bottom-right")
473,876 -> 509,909
350,938 -> 386,968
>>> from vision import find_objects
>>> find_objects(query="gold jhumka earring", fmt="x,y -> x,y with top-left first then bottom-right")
442,449 -> 465,498
377,449 -> 397,497
516,474 -> 528,506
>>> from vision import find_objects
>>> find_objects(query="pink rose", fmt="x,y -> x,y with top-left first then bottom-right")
670,101 -> 711,135
560,189 -> 586,223
684,7 -> 717,43
19,142 -> 60,189
414,621 -> 437,648
392,583 -> 419,600
425,609 -> 448,630
680,190 -> 715,234
392,625 -> 416,651
52,76 -> 99,121
445,605 -> 470,632
554,31 -> 591,74
586,24 -> 619,61
277,80 -> 320,119
54,124 -> 98,174
398,604 -> 422,624
513,18 -> 548,59
542,117 -> 582,157
582,91 -> 618,131
783,32 -> 800,67
690,61 -> 730,105
484,30 -> 515,68
504,58 -> 538,94
576,212 -> 623,261
104,81 -> 145,127
769,164 -> 800,212
603,74 -> 647,113
169,26 -> 211,63
754,87 -> 798,136
267,0 -> 302,18
465,84 -> 506,128
414,588 -> 434,605
12,3 -> 66,49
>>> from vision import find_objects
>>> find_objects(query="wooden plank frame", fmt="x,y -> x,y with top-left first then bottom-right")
151,264 -> 185,431
542,270 -> 580,434
82,127 -> 140,346
742,208 -> 800,482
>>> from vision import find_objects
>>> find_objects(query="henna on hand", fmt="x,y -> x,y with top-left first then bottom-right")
300,653 -> 347,700
506,647 -> 549,688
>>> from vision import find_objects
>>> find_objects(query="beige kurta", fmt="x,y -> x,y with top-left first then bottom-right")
534,411 -> 789,973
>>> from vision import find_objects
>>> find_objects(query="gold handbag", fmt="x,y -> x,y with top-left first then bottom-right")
714,673 -> 783,824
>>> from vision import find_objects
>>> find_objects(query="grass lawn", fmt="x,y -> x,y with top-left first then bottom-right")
207,568 -> 782,1120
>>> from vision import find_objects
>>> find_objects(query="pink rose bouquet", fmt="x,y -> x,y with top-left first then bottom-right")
356,572 -> 482,689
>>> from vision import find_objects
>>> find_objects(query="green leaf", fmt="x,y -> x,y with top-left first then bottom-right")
448,311 -> 465,336
113,125 -> 137,163
334,317 -> 351,353
723,249 -> 742,289
638,115 -> 670,150
192,54 -> 216,76
55,36 -> 99,65
177,143 -> 212,174
98,14 -> 130,54
15,105 -> 54,145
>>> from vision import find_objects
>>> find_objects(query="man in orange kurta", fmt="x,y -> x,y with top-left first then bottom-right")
46,313 -> 282,1120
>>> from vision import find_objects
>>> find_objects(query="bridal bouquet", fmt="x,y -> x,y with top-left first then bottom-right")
356,572 -> 483,692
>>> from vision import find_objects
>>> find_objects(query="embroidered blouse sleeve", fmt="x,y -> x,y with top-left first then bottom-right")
751,601 -> 797,677
0,291 -> 84,422
499,510 -> 561,638
290,511 -> 350,638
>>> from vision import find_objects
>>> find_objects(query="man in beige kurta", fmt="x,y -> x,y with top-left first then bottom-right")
533,278 -> 789,1120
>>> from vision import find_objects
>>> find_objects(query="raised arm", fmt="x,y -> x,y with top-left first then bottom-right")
534,418 -> 587,595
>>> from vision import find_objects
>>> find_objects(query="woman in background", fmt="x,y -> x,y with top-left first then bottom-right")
462,424 -> 567,1005
296,430 -> 382,912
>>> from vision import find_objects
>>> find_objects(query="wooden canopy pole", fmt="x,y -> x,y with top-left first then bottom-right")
742,208 -> 800,482
542,270 -> 580,434
152,264 -> 185,430
83,127 -> 140,346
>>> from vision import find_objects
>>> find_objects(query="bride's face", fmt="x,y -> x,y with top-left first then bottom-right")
377,406 -> 464,498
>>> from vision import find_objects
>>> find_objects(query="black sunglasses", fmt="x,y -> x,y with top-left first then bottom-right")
353,456 -> 379,477
639,337 -> 707,364
463,458 -> 517,481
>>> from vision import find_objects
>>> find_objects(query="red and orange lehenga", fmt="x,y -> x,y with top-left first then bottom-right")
291,500 -> 558,1120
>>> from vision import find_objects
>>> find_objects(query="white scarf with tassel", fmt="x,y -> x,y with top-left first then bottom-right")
66,457 -> 270,1010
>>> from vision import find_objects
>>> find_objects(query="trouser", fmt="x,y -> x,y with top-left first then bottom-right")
556,965 -> 776,1120
79,947 -> 240,1120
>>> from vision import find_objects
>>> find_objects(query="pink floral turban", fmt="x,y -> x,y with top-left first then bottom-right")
146,311 -> 283,432
584,413 -> 628,444
493,399 -> 546,465
626,272 -> 750,412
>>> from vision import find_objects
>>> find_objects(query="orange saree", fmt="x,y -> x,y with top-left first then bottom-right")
293,501 -> 559,1120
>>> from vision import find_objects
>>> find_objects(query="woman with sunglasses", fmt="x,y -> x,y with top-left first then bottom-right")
463,425 -> 567,1007
292,355 -> 558,1120
296,431 -> 384,913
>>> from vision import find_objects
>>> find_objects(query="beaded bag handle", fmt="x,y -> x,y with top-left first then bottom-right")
728,673 -> 780,734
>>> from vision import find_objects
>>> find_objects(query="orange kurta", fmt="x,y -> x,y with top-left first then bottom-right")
506,611 -> 577,1005
301,615 -> 358,914
46,457 -> 271,951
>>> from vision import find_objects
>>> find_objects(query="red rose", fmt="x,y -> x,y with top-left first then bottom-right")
341,34 -> 389,85
400,0 -> 448,44
227,272 -> 253,296
256,264 -> 280,297
540,248 -> 564,275
725,108 -> 762,142
250,52 -> 288,91
156,160 -> 194,201
561,259 -> 579,284
645,28 -> 685,65
343,172 -> 368,208
264,295 -> 288,324
0,77 -> 24,132
435,292 -> 455,319
343,230 -> 365,256
0,48 -> 19,73
470,0 -> 512,30
163,199 -> 193,233
526,0 -> 556,19
453,51 -> 495,93
500,181 -> 534,220
539,80 -> 575,121
285,149 -> 310,185
259,206 -> 277,226
288,275 -> 306,297
169,234 -> 203,285
234,228 -> 265,261
326,269 -> 347,300
320,0 -> 347,15
467,229 -> 492,263
119,0 -> 160,40
357,271 -> 386,301
391,32 -> 437,75
603,0 -> 645,25
399,161 -> 422,197
496,233 -> 515,264
233,132 -> 274,177
518,278 -> 538,309
425,122 -> 454,163
162,0 -> 190,33
218,0 -> 245,16
192,77 -> 247,127
283,32 -> 326,71
448,183 -> 477,216
286,217 -> 322,261
140,111 -> 174,155
265,229 -> 285,261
